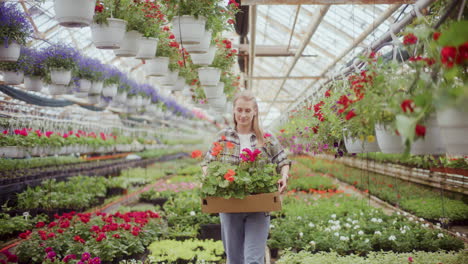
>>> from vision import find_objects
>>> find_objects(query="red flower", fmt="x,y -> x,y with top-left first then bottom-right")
47,232 -> 56,238
169,34 -> 175,39
263,133 -> 272,138
19,230 -> 31,239
191,150 -> 202,158
224,169 -> 236,182
48,222 -> 57,228
400,99 -> 414,113
95,2 -> 104,13
433,32 -> 441,41
415,124 -> 426,137
2,130 -> 7,134
457,42 -> 468,64
226,142 -> 234,149
227,19 -> 235,24
112,234 -> 121,238
441,46 -> 457,68
403,33 -> 418,45
57,229 -> 64,234
280,129 -> 285,133
96,233 -> 106,242
36,222 -> 45,228
345,110 -> 356,120
59,220 -> 70,229
325,90 -> 331,97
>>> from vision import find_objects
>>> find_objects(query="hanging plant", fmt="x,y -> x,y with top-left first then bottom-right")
19,47 -> 47,78
75,55 -> 104,82
210,37 -> 237,72
93,0 -> 131,25
0,2 -> 33,47
156,30 -> 183,71
42,44 -> 79,71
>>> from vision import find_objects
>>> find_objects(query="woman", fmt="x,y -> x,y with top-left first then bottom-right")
201,91 -> 291,264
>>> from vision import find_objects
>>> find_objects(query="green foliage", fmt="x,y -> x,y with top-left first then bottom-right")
93,0 -> 131,24
276,250 -> 468,264
147,239 -> 224,263
0,213 -> 47,237
288,175 -> 336,192
400,198 -> 468,222
0,156 -> 82,171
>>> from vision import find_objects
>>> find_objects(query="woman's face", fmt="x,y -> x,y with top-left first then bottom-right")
234,98 -> 257,127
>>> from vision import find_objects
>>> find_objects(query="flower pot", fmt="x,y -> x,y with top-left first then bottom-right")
344,134 -> 380,154
437,107 -> 468,155
208,96 -> 226,110
53,0 -> 95,28
160,70 -> 179,86
172,15 -> 206,45
48,84 -> 69,95
50,69 -> 72,85
184,30 -> 212,54
203,82 -> 224,99
0,146 -> 25,158
88,94 -> 100,104
91,18 -> 127,49
198,67 -> 221,86
127,97 -> 138,107
24,76 -> 43,92
135,37 -> 158,59
190,45 -> 217,65
89,81 -> 103,94
171,77 -> 185,91
375,124 -> 404,154
115,92 -> 127,103
2,71 -> 24,85
76,79 -> 92,93
410,116 -> 446,155
0,42 -> 20,62
145,57 -> 169,77
102,84 -> 118,97
114,30 -> 142,57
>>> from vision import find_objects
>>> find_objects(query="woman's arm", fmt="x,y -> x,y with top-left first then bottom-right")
277,164 -> 290,193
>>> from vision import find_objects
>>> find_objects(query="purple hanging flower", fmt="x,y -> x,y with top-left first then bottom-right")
19,47 -> 47,77
0,3 -> 33,47
42,43 -> 79,70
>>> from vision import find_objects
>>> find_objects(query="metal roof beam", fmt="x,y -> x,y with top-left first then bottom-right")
248,5 -> 258,90
265,5 -> 330,116
247,76 -> 323,80
243,0 -> 415,5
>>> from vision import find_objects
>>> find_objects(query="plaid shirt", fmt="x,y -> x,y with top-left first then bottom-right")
201,127 -> 291,174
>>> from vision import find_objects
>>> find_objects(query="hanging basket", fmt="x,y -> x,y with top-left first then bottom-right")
53,0 -> 95,28
171,77 -> 185,91
145,57 -> 169,77
0,42 -> 21,62
102,84 -> 118,97
203,82 -> 224,99
184,30 -> 212,54
91,18 -> 127,49
48,84 -> 69,95
89,81 -> 104,94
172,16 -> 206,45
437,107 -> 468,155
190,46 -> 217,65
88,94 -> 101,105
76,79 -> 92,93
343,132 -> 380,154
115,92 -> 127,103
375,123 -> 404,154
50,69 -> 72,85
160,70 -> 179,86
2,71 -> 24,85
24,76 -> 43,92
135,37 -> 159,59
114,30 -> 142,57
208,96 -> 226,109
198,67 -> 221,86
410,115 -> 446,155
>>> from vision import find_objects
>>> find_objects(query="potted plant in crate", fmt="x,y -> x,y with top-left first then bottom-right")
91,0 -> 129,49
42,44 -> 79,86
0,3 -> 33,62
19,47 -> 47,92
0,48 -> 26,85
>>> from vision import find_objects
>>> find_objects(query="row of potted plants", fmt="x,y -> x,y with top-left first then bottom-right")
296,156 -> 468,223
279,20 -> 467,156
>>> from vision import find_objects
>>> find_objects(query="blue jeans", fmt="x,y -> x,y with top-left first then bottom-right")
220,212 -> 270,264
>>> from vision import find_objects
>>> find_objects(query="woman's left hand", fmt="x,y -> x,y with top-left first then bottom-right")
277,175 -> 288,194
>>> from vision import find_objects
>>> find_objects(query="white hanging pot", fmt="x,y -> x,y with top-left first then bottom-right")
50,68 -> 72,85
91,18 -> 127,49
198,67 -> 221,86
77,79 -> 92,93
410,115 -> 446,155
375,123 -> 404,154
343,132 -> 380,154
190,45 -> 217,65
0,42 -> 21,62
203,82 -> 224,99
145,57 -> 169,77
102,84 -> 118,97
208,96 -> 226,109
171,77 -> 185,91
114,30 -> 142,57
2,71 -> 24,85
172,15 -> 206,45
48,84 -> 69,95
115,92 -> 127,103
89,81 -> 104,94
160,70 -> 179,86
54,0 -> 95,28
135,37 -> 159,59
184,30 -> 212,54
24,76 -> 43,92
437,107 -> 468,155
88,94 -> 101,104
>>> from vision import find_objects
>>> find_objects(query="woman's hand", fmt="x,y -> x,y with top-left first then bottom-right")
277,174 -> 288,194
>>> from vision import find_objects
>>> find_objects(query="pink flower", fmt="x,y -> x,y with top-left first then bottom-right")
2,130 -> 7,135
408,256 -> 413,262
63,134 -> 69,139
100,132 -> 106,141
263,133 -> 272,138
45,131 -> 54,138
240,148 -> 262,162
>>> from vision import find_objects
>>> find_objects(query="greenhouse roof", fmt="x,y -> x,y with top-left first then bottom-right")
18,0 -> 418,128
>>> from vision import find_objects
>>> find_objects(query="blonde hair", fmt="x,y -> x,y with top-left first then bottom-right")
233,91 -> 264,147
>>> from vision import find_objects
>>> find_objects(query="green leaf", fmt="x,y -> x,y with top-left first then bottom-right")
438,21 -> 468,46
